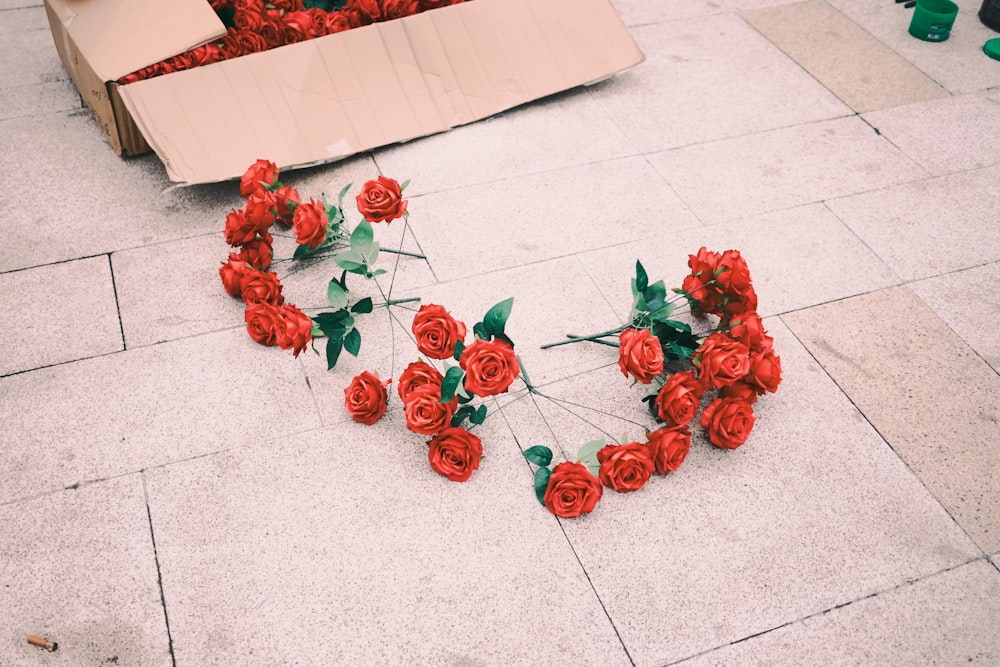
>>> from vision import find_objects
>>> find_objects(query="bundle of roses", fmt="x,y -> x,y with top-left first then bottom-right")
119,0 -> 467,84
524,248 -> 782,518
219,158 -> 413,368
344,298 -> 522,483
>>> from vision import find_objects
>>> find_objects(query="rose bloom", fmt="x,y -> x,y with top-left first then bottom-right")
219,253 -> 248,297
271,186 -> 300,226
397,360 -> 443,402
281,12 -> 310,44
618,328 -> 664,384
646,425 -> 691,475
231,29 -> 268,56
259,11 -> 286,49
427,427 -> 482,482
726,311 -> 766,350
653,370 -> 704,426
356,175 -> 408,223
459,338 -> 520,397
597,442 -> 655,493
684,246 -> 724,314
244,189 -> 277,232
420,0 -> 465,8
695,332 -> 750,390
245,301 -> 283,347
240,159 -> 279,197
292,198 -> 329,249
237,231 -> 273,271
223,208 -> 258,247
344,371 -> 390,425
716,249 -> 753,297
276,303 -> 312,358
303,8 -> 329,37
324,10 -> 353,33
412,304 -> 466,360
404,384 -> 457,436
747,347 -> 782,394
233,7 -> 264,32
720,380 -> 759,404
701,397 -> 756,449
240,268 -> 284,306
543,462 -> 603,518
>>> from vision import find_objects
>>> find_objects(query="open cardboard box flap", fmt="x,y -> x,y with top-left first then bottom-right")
115,0 -> 643,185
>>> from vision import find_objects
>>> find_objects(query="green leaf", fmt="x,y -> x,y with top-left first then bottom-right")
473,322 -> 488,340
325,336 -> 343,371
523,445 -> 553,467
649,302 -> 675,323
293,243 -> 314,260
350,220 -> 374,255
635,260 -> 649,293
483,298 -> 514,338
644,281 -> 667,312
576,439 -> 605,477
470,404 -> 488,425
351,297 -> 374,314
533,466 -> 552,506
439,366 -> 464,403
312,310 -> 351,331
333,249 -> 365,270
452,339 -> 465,361
450,405 -> 474,427
337,182 -> 352,211
344,327 -> 361,356
327,281 -> 349,309
400,178 -> 411,191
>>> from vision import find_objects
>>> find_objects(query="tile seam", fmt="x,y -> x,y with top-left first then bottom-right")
142,472 -> 178,667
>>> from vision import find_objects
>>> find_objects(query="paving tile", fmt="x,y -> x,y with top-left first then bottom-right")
0,1 -> 42,9
0,109 -> 378,273
742,0 -> 949,113
611,0 -> 799,26
144,418 -> 631,666
680,559 -> 1000,666
373,88 -> 636,196
578,202 -> 901,322
863,90 -> 1000,176
0,5 -> 51,33
586,14 -> 850,154
0,81 -> 81,120
0,24 -> 65,89
825,165 -> 1000,281
0,328 -> 319,505
0,475 -> 171,666
502,319 -> 980,665
0,256 -> 122,376
829,0 -> 1000,95
406,156 -> 698,282
647,116 -> 926,223
912,261 -> 1000,374
783,286 -> 1000,553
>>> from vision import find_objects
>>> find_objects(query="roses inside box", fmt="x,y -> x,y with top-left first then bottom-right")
43,0 -> 644,185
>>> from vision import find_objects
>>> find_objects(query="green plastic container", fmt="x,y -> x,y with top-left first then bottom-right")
909,0 -> 960,42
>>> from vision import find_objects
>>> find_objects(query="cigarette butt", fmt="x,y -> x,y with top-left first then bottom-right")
26,635 -> 58,652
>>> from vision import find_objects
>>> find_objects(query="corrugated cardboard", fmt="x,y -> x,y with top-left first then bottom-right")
45,0 -> 643,184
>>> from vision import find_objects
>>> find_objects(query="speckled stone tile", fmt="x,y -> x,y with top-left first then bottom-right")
501,319 -> 980,665
586,14 -> 849,154
826,165 -> 1000,281
680,559 -> 1000,665
647,116 -> 924,224
912,262 -> 1000,374
406,155 -> 698,282
0,19 -> 65,89
743,0 -> 949,113
0,328 -> 319,505
373,88 -> 637,197
783,286 -> 1000,553
0,256 -> 122,376
144,419 -> 631,666
577,202 -> 900,322
0,475 -> 171,666
863,90 -> 1000,177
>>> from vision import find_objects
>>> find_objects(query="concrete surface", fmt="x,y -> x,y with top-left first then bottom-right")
2,0 -> 998,664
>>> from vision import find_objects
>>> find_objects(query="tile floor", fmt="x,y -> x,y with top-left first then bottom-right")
1,0 -> 998,665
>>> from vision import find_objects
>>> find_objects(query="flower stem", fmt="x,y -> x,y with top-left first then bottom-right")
385,297 -> 421,306
381,248 -> 426,259
565,334 -> 620,348
539,324 -> 629,350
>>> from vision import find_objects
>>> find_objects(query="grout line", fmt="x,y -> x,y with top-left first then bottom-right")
141,473 -> 178,667
107,253 -> 128,351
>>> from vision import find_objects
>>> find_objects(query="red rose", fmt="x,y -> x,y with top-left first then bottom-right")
597,442 -> 655,493
543,462 -> 603,518
427,427 -> 483,482
223,208 -> 257,246
260,11 -> 286,48
240,269 -> 284,306
240,159 -> 279,196
397,360 -> 443,402
403,384 -> 457,435
245,301 -> 283,347
695,332 -> 750,390
342,7 -> 371,27
188,43 -> 223,67
411,304 -> 466,360
646,425 -> 691,474
344,371 -> 390,425
234,0 -> 264,13
459,338 -> 520,397
303,8 -> 329,37
356,175 -> 408,223
324,10 -> 353,33
219,253 -> 248,297
231,29 -> 268,55
653,370 -> 704,426
747,347 -> 782,394
282,11 -> 310,44
684,247 -> 724,314
381,0 -> 420,19
716,250 -> 752,296
351,0 -> 384,21
617,328 -> 663,384
276,303 -> 312,358
420,0 -> 464,8
720,380 -> 759,404
726,311 -> 766,350
272,186 -> 300,226
270,0 -> 303,10
244,189 -> 277,232
292,198 -> 329,249
237,231 -> 273,271
701,397 -> 755,449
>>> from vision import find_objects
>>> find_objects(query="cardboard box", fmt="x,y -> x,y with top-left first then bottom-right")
45,0 -> 644,185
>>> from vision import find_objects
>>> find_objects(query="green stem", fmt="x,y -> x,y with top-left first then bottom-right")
385,297 -> 421,306
381,248 -> 426,259
565,334 -> 619,348
539,324 -> 629,350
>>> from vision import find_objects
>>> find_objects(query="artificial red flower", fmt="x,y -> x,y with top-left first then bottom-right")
459,338 -> 520,397
411,304 -> 466,360
747,347 -> 782,394
356,175 -> 408,223
597,442 -> 655,493
292,198 -> 329,249
403,384 -> 457,435
646,425 -> 691,474
694,332 -> 750,390
344,371 -> 390,425
427,427 -> 482,482
240,159 -> 279,196
397,360 -> 443,403
653,370 -> 704,426
244,189 -> 277,232
240,269 -> 284,306
617,327 -> 663,384
245,301 -> 283,347
726,311 -> 766,350
700,397 -> 756,449
219,253 -> 248,297
543,462 -> 603,518
237,231 -> 274,271
277,303 -> 312,358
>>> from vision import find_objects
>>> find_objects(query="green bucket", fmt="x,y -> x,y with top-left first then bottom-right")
909,0 -> 960,42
